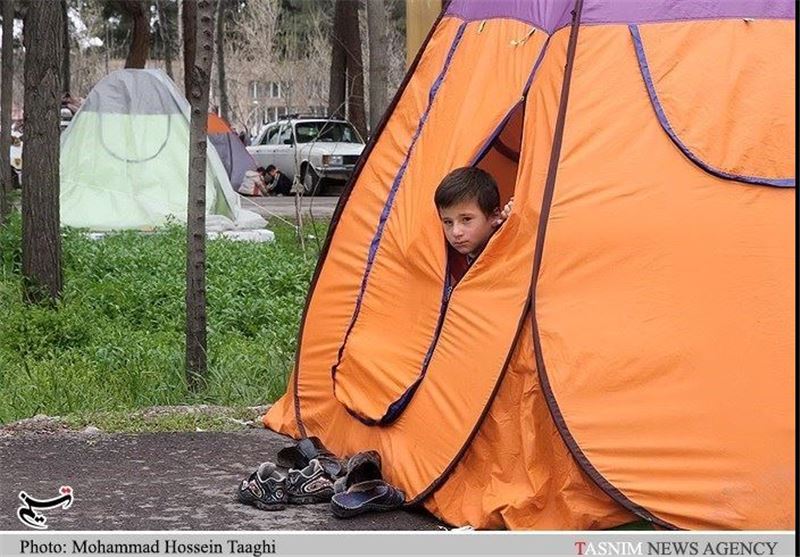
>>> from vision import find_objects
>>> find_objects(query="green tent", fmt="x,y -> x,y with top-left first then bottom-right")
60,69 -> 265,231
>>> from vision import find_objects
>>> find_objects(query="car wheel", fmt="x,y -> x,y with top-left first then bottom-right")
302,165 -> 320,195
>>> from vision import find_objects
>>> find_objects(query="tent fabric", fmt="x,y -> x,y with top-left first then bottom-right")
264,0 -> 795,529
629,22 -> 794,187
207,113 -> 258,193
60,69 -> 265,231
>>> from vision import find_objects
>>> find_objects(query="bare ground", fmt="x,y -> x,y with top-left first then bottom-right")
0,408 -> 444,531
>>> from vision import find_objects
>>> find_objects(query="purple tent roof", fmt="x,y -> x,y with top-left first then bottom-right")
445,0 -> 795,34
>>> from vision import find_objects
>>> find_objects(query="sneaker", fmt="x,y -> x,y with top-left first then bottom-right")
286,458 -> 335,504
237,462 -> 287,511
277,437 -> 345,479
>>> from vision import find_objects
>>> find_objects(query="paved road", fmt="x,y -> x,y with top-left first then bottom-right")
0,430 -> 443,531
239,195 -> 341,222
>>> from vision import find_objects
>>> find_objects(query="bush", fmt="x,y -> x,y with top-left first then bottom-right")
0,213 -> 327,424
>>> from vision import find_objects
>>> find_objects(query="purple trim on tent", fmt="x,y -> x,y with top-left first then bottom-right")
446,0 -> 572,33
329,22 -> 469,412
446,0 -> 794,33
629,25 -> 795,188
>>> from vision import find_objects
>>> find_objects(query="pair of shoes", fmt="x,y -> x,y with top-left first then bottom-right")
330,450 -> 405,518
237,458 -> 335,511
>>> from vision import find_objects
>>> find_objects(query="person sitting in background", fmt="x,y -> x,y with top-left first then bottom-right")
237,166 -> 268,196
264,165 -> 293,196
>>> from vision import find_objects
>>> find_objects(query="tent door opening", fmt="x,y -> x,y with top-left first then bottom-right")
472,100 -> 524,208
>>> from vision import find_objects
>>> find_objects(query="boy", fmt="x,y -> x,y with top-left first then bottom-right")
434,167 -> 512,285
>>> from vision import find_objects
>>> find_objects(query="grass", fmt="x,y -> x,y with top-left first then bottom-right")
0,212 -> 328,425
62,406 -> 266,433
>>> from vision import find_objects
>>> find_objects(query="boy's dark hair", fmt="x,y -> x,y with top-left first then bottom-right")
434,167 -> 499,216
265,164 -> 276,173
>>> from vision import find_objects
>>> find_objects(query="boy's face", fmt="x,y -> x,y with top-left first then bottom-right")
438,199 -> 499,258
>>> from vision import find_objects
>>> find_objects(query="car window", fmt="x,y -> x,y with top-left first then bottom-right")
263,126 -> 280,145
278,124 -> 294,144
294,122 -> 362,144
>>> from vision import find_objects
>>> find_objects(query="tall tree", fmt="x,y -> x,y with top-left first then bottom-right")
177,0 -> 183,63
0,0 -> 14,225
118,0 -> 150,69
61,0 -> 70,94
328,0 -> 367,137
215,0 -> 229,121
155,0 -> 174,79
342,0 -> 366,138
327,0 -> 347,119
182,0 -> 197,98
366,0 -> 388,134
185,0 -> 214,388
22,0 -> 63,304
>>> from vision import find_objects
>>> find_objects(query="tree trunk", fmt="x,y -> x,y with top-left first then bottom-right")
177,0 -> 183,78
156,0 -> 174,79
119,0 -> 150,69
0,0 -> 14,225
61,0 -> 70,94
215,0 -> 229,121
182,0 -> 197,99
366,0 -> 388,135
341,0 -> 367,138
22,0 -> 63,304
185,0 -> 214,389
327,0 -> 347,119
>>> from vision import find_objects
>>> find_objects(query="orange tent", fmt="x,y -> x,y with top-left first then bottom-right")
265,0 -> 795,529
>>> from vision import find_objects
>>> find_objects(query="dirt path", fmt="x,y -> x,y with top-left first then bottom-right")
0,428 -> 443,531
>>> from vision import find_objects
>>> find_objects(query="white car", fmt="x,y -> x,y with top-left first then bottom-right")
10,131 -> 22,188
246,116 -> 365,195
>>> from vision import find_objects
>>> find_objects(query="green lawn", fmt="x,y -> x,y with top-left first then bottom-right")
0,213 -> 327,424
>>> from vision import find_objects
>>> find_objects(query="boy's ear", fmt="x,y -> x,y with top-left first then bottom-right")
491,207 -> 502,227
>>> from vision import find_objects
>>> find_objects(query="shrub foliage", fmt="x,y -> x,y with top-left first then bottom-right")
0,213 -> 326,424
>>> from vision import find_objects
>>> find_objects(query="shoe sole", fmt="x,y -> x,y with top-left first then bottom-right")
288,491 -> 334,505
253,500 -> 286,511
237,490 -> 287,512
331,501 -> 400,518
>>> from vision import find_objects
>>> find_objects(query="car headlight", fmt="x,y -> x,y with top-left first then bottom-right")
322,155 -> 343,166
